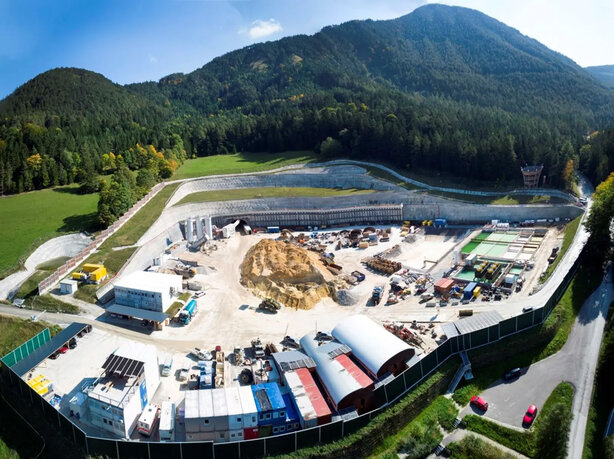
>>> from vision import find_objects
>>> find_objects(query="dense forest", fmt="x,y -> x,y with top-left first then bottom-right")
1,4 -> 614,198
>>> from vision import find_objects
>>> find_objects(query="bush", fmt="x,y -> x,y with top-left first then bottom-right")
447,434 -> 516,459
534,403 -> 571,459
464,415 -> 533,456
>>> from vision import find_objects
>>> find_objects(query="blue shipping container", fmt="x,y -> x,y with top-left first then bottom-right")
463,282 -> 477,299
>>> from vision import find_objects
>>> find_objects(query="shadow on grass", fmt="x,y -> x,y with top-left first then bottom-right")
58,212 -> 99,233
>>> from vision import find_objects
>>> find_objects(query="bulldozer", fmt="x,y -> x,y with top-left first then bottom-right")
258,298 -> 282,313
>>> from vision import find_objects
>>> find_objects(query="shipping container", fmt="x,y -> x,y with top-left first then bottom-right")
463,282 -> 477,300
184,391 -> 200,434
473,286 -> 481,298
267,226 -> 281,233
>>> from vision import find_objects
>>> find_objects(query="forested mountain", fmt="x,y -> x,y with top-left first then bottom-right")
585,65 -> 614,89
1,4 -> 614,197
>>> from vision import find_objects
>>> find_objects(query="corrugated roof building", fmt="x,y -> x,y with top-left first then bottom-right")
332,315 -> 415,377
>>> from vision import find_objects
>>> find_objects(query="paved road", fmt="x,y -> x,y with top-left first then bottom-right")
459,266 -> 611,450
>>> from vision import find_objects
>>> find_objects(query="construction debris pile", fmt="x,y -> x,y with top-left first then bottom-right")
364,256 -> 402,275
240,239 -> 348,310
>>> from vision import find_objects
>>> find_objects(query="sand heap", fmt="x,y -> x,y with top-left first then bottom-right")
240,239 -> 346,309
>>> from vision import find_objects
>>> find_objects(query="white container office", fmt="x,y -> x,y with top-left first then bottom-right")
159,401 -> 175,442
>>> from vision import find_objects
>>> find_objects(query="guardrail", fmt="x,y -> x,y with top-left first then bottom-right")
37,183 -> 166,295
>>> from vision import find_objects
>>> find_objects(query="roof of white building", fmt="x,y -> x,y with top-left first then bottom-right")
332,315 -> 412,377
114,271 -> 182,294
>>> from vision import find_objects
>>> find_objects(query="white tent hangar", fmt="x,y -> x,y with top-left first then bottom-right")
299,333 -> 373,412
332,315 -> 415,378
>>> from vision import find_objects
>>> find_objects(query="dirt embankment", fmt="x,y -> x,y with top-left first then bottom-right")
240,239 -> 345,309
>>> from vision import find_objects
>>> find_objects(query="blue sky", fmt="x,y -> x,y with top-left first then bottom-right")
1,0 -> 612,99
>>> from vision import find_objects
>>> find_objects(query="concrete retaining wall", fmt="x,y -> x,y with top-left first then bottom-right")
167,165 -> 401,207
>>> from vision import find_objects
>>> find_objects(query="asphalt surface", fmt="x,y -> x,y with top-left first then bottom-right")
459,266 -> 612,452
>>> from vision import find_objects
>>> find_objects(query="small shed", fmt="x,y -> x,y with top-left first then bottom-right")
60,279 -> 79,295
463,282 -> 478,300
434,278 -> 455,295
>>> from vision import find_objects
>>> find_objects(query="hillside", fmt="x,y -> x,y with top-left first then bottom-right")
2,4 -> 614,196
585,65 -> 614,89
137,4 -> 614,121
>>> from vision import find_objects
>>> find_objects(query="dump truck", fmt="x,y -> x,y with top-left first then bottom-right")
372,286 -> 383,304
178,300 -> 197,325
258,298 -> 282,313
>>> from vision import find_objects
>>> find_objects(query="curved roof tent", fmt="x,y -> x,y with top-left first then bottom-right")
332,315 -> 415,378
299,333 -> 373,412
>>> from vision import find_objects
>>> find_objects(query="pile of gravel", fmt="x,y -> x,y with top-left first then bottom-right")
336,289 -> 359,306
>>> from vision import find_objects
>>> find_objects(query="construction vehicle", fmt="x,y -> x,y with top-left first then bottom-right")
189,347 -> 212,361
282,336 -> 300,349
174,263 -> 197,278
384,322 -> 425,349
251,338 -> 265,359
258,298 -> 282,313
315,331 -> 334,342
178,300 -> 197,325
351,271 -> 365,282
372,286 -> 383,304
233,346 -> 244,365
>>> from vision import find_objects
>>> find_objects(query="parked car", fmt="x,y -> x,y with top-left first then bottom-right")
58,345 -> 68,354
470,396 -> 489,411
49,351 -> 60,360
523,404 -> 538,427
503,368 -> 521,381
68,338 -> 77,349
522,306 -> 534,313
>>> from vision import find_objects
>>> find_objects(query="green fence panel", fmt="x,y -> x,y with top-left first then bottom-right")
320,420 -> 343,444
499,317 -> 517,336
488,325 -> 500,342
265,433 -> 296,456
296,426 -> 320,449
216,441 -> 241,459
385,374 -> 405,402
403,363 -> 422,390
436,339 -> 452,362
533,307 -> 545,324
180,441 -> 214,459
517,312 -> 533,330
421,351 -> 437,376
372,384 -> 387,409
148,442 -> 181,459
59,413 -> 74,439
239,438 -> 265,459
74,427 -> 87,450
117,439 -> 148,459
470,328 -> 488,348
87,437 -> 118,458
343,413 -> 371,436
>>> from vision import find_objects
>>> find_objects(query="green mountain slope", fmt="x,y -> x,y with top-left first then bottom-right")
1,4 -> 614,196
585,65 -> 614,89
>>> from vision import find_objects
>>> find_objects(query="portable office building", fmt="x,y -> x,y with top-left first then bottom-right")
212,388 -> 229,434
159,402 -> 175,442
251,383 -> 286,427
225,387 -> 244,431
199,389 -> 215,432
332,315 -> 415,378
238,385 -> 259,439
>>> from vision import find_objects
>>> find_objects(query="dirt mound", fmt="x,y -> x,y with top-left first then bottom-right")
240,239 -> 345,309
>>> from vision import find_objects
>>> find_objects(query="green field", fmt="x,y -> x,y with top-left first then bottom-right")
0,185 -> 98,277
173,151 -> 319,180
175,186 -> 375,205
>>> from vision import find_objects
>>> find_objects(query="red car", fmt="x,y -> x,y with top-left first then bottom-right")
470,396 -> 489,411
58,345 -> 68,354
523,404 -> 538,427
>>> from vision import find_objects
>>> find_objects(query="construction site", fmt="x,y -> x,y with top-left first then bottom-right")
0,162 -> 590,455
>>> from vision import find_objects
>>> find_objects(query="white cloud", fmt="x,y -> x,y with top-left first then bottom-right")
243,19 -> 283,39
